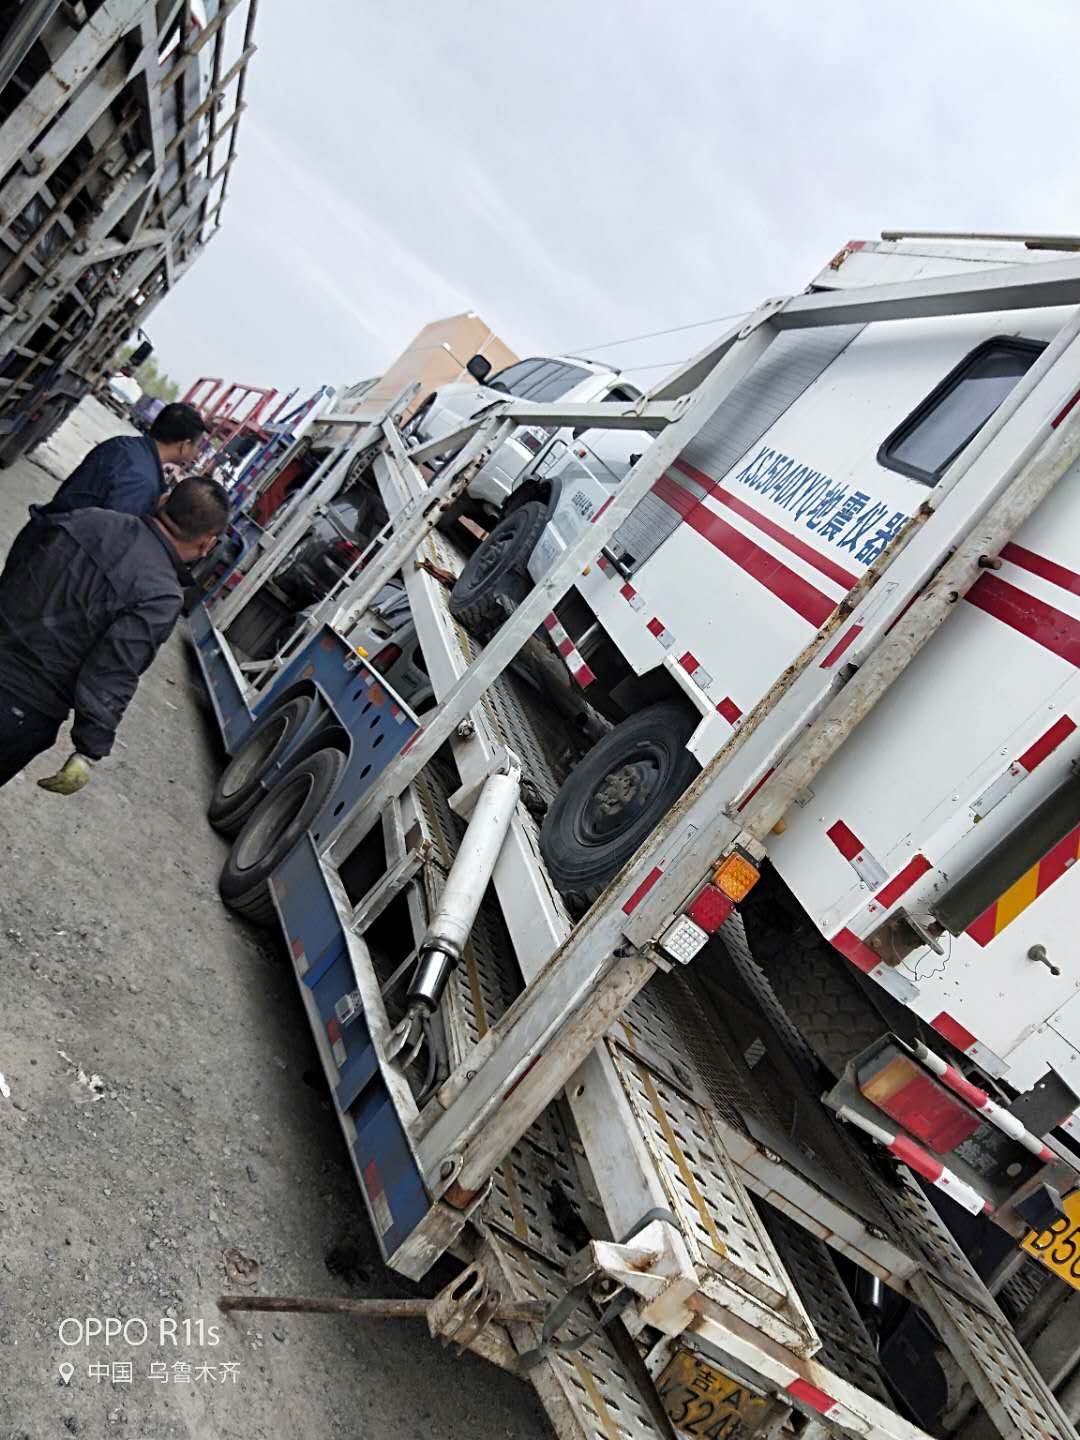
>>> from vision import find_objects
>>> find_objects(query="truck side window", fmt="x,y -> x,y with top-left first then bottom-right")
879,337 -> 1045,485
572,382 -> 641,438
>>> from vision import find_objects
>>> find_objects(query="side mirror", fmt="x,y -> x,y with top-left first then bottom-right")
466,354 -> 492,383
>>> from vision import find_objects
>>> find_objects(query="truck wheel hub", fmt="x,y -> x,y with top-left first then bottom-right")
584,758 -> 659,839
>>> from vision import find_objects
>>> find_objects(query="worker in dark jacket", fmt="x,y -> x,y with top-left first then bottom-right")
3,401 -> 207,574
0,476 -> 229,792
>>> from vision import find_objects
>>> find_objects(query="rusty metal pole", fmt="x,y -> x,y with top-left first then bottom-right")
217,1293 -> 544,1324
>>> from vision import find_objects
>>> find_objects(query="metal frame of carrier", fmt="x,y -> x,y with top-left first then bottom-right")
194,247 -> 1080,1440
0,0 -> 259,438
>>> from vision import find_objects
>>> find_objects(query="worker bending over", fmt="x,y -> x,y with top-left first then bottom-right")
0,477 -> 229,792
3,401 -> 207,573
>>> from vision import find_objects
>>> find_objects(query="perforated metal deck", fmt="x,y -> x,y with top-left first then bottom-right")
869,1172 -> 1076,1440
401,758 -> 667,1439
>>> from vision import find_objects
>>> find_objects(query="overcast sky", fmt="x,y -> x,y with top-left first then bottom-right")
150,0 -> 1080,402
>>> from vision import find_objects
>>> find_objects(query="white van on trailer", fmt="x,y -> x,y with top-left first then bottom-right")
452,233 -> 1080,1124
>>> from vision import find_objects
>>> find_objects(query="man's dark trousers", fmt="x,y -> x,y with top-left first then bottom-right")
0,684 -> 60,786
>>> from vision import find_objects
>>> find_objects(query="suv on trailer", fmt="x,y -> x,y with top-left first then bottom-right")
407,353 -> 641,519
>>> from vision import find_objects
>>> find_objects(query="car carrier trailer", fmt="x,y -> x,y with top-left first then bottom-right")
0,0 -> 258,465
191,237 -> 1080,1439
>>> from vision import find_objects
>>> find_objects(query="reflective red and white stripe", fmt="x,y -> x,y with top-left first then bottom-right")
608,574 -> 744,720
618,579 -> 645,611
972,713 -> 1076,821
541,612 -> 596,688
913,1040 -> 1059,1165
785,1379 -> 868,1434
928,1011 -> 1008,1079
326,1016 -> 347,1068
826,819 -> 889,889
646,615 -> 676,650
836,1105 -> 992,1215
677,650 -> 714,690
831,927 -> 916,997
819,623 -> 863,669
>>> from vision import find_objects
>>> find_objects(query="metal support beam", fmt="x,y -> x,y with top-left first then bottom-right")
326,305 -> 782,866
159,0 -> 243,89
405,397 -> 682,468
163,45 -> 256,159
209,386 -> 418,633
775,257 -> 1080,328
0,45 -> 130,239
86,228 -> 169,265
210,434 -> 371,632
0,0 -> 145,164
328,420 -> 510,632
880,228 -> 1080,251
0,0 -> 62,95
226,415 -> 502,697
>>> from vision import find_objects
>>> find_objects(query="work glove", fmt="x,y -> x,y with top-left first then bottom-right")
37,753 -> 95,796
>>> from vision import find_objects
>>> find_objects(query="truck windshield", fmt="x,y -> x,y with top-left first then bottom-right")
485,358 -> 593,401
519,361 -> 591,402
880,338 -> 1045,484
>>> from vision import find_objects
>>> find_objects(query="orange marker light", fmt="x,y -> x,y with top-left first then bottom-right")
712,851 -> 760,902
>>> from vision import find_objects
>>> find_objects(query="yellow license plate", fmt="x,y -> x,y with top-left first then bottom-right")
1021,1188 -> 1080,1292
656,1350 -> 773,1439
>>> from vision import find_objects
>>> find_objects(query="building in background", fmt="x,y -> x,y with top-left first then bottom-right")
324,312 -> 517,445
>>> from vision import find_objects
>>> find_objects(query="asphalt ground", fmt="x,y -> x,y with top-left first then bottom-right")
0,397 -> 552,1440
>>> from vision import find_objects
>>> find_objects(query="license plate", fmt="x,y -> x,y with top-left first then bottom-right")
656,1350 -> 775,1438
1021,1187 -> 1080,1292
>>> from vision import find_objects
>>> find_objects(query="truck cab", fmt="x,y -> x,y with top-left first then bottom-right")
409,352 -> 640,516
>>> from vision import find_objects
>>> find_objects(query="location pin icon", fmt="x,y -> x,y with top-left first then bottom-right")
58,1362 -> 75,1386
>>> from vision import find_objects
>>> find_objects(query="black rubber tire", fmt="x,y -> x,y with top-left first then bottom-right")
27,400 -> 72,456
540,702 -> 701,900
219,747 -> 346,923
449,500 -> 546,634
224,879 -> 279,927
747,917 -> 886,1076
402,394 -> 434,442
207,695 -> 314,836
0,399 -> 67,467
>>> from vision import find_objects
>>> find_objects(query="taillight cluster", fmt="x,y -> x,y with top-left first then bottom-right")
658,851 -> 761,963
370,643 -> 402,673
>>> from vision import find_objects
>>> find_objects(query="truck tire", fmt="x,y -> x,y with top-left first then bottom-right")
0,398 -> 67,467
747,919 -> 887,1076
540,702 -> 700,901
27,398 -> 73,456
207,695 -> 314,836
219,747 -> 346,924
402,394 -> 433,443
449,500 -> 546,634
